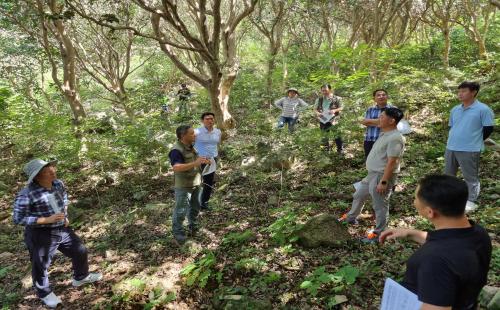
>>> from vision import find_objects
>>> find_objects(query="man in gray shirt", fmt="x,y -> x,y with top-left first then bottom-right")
339,107 -> 405,243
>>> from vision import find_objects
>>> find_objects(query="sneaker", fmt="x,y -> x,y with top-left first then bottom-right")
465,201 -> 478,213
361,231 -> 379,244
41,292 -> 62,308
338,213 -> 358,225
72,272 -> 103,287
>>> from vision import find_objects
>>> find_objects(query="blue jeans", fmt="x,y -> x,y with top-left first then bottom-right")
172,187 -> 201,241
277,116 -> 298,133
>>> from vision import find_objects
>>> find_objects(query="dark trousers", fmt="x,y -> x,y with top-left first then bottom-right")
364,140 -> 376,159
200,157 -> 217,207
320,122 -> 343,153
24,226 -> 89,298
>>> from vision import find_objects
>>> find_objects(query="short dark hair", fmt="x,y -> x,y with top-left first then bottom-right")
321,84 -> 332,90
416,174 -> 468,217
458,81 -> 480,96
201,112 -> 215,120
373,89 -> 388,97
381,107 -> 404,124
176,125 -> 191,140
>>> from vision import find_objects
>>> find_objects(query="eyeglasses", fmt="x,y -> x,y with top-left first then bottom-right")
204,118 -> 214,121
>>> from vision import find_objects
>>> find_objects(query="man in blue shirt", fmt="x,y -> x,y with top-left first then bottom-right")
361,89 -> 393,158
13,159 -> 102,308
444,81 -> 494,212
194,112 -> 222,211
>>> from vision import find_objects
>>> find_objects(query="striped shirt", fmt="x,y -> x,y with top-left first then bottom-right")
274,97 -> 309,118
13,179 -> 68,227
364,104 -> 393,141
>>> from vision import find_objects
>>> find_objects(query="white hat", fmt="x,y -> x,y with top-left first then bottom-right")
23,159 -> 57,184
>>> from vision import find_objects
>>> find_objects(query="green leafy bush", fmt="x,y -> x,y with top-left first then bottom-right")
180,251 -> 221,288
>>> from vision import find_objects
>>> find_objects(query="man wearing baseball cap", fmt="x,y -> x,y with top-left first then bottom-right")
12,159 -> 102,308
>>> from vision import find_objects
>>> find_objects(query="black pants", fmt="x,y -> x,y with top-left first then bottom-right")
200,157 -> 217,207
320,122 -> 343,153
364,140 -> 376,159
24,226 -> 89,298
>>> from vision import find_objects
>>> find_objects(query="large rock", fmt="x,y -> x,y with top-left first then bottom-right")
480,286 -> 500,309
297,213 -> 352,248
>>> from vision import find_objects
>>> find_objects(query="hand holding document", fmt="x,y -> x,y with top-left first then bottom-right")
202,158 -> 217,176
47,193 -> 62,214
319,110 -> 334,124
380,278 -> 422,310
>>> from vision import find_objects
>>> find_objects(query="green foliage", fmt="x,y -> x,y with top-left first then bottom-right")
222,230 -> 256,247
0,266 -> 13,280
180,251 -> 220,288
235,257 -> 267,272
265,210 -> 303,246
144,289 -> 176,310
300,265 -> 360,297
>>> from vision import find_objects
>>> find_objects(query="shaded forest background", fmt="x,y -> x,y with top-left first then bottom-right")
0,0 -> 499,309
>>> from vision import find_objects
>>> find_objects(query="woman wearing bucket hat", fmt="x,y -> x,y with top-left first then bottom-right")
12,158 -> 102,308
273,87 -> 309,133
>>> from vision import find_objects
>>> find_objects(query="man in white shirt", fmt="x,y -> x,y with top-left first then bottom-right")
194,112 -> 222,211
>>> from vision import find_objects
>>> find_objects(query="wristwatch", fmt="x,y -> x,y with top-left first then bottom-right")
381,180 -> 388,185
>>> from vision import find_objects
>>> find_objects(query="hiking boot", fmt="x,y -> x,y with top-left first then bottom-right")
200,203 -> 211,212
361,231 -> 379,244
41,292 -> 62,308
338,213 -> 358,225
72,273 -> 103,287
465,201 -> 479,213
173,236 -> 186,247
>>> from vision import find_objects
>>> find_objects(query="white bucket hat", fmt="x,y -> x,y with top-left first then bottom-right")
23,159 -> 57,184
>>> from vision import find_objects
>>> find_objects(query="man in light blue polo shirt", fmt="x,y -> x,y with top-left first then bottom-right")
194,112 -> 222,211
445,81 -> 494,212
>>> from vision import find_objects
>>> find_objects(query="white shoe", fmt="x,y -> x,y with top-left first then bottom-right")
41,292 -> 62,308
72,272 -> 103,287
465,201 -> 479,213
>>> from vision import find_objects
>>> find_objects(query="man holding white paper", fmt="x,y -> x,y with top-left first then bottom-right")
339,107 -> 405,243
194,112 -> 222,211
315,84 -> 344,154
380,174 -> 492,310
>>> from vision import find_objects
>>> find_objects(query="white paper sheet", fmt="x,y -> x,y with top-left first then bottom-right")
397,119 -> 412,135
319,111 -> 334,124
380,278 -> 422,310
202,158 -> 217,176
46,193 -> 62,214
353,181 -> 362,191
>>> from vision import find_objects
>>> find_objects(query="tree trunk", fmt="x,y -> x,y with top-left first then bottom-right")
116,90 -> 134,120
48,0 -> 86,122
442,25 -> 450,68
266,49 -> 278,107
208,75 -> 237,133
477,38 -> 487,60
63,88 -> 85,121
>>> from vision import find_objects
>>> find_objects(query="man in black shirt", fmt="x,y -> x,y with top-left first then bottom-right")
380,174 -> 492,310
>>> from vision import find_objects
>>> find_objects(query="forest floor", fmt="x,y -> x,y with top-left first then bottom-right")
0,107 -> 499,310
